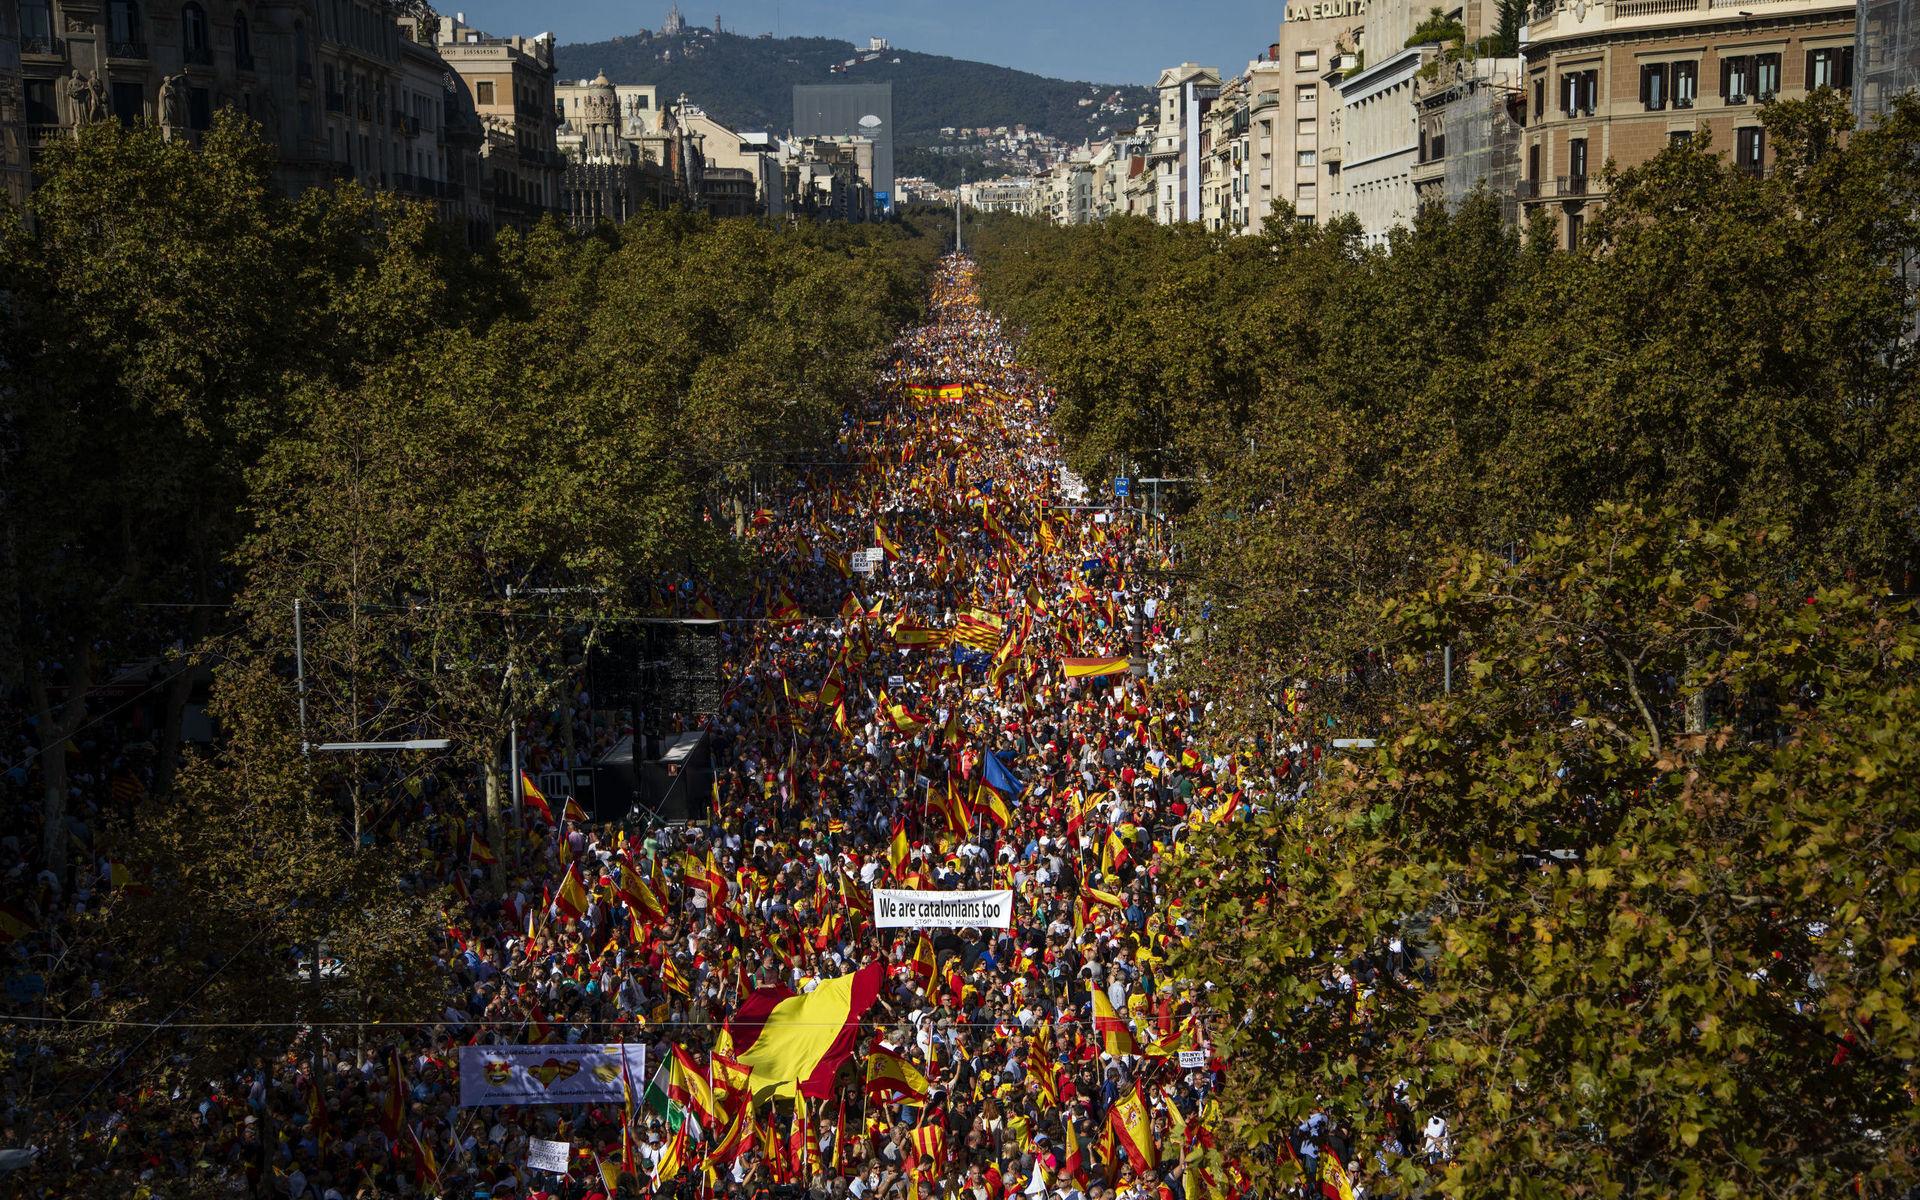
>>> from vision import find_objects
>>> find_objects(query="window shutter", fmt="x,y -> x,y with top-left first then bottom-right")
1641,65 -> 1651,106
1840,46 -> 1855,89
1806,49 -> 1818,89
1721,57 -> 1735,101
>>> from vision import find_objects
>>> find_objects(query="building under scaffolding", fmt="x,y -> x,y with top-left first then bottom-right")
1859,0 -> 1920,122
1411,58 -> 1526,223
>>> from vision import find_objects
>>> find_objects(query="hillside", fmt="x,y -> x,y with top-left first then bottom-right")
553,28 -> 1153,146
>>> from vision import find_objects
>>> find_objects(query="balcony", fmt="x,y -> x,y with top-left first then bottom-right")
26,124 -> 66,149
1533,0 -> 1853,42
21,35 -> 58,56
106,39 -> 148,60
183,43 -> 213,66
1517,178 -> 1542,199
1557,174 -> 1589,196
324,91 -> 345,114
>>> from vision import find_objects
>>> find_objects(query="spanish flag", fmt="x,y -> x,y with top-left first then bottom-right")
875,521 -> 902,560
1063,1118 -> 1088,1185
563,795 -> 589,823
1062,656 -> 1130,679
724,962 -> 883,1101
670,1045 -> 719,1127
937,383 -> 966,400
706,1098 -> 755,1166
863,1041 -> 930,1103
655,1122 -> 690,1183
1319,1150 -> 1356,1200
521,772 -> 555,825
908,934 -> 937,992
1092,989 -> 1134,1056
1109,1083 -> 1157,1172
554,863 -> 589,922
893,625 -> 952,649
889,822 -> 911,875
972,782 -> 1012,829
468,833 -> 497,865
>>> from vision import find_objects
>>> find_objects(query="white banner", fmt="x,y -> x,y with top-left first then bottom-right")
1177,1049 -> 1209,1070
528,1137 -> 571,1174
458,1043 -> 645,1108
873,888 -> 1013,929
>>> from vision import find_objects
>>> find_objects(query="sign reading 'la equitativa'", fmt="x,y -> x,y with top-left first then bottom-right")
1287,0 -> 1367,20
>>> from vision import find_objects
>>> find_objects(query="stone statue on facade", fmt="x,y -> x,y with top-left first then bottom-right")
158,73 -> 187,137
66,70 -> 108,125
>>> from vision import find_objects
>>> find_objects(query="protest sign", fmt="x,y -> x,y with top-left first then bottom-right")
872,888 -> 1014,929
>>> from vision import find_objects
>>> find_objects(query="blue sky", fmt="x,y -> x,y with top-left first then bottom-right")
450,0 -> 1282,85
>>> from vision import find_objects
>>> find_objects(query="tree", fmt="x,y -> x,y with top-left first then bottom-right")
0,113 -> 289,882
1171,506 -> 1920,1197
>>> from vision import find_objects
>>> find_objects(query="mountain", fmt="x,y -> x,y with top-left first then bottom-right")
553,27 -> 1153,147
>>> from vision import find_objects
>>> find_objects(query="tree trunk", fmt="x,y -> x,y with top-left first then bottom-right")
483,759 -> 507,890
29,655 -> 91,887
1685,647 -> 1709,735
154,543 -> 214,798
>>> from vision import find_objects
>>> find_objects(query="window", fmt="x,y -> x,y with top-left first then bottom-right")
181,3 -> 209,62
1296,84 -> 1316,108
1735,125 -> 1764,173
1753,53 -> 1780,100
1641,63 -> 1667,111
1528,141 -> 1540,182
112,80 -> 144,124
1297,149 -> 1317,167
1806,46 -> 1854,90
108,0 -> 143,52
476,80 -> 495,104
235,12 -> 253,69
1533,78 -> 1545,123
1297,183 -> 1316,207
188,85 -> 211,130
1673,60 -> 1697,108
20,0 -> 52,49
1567,211 -> 1584,250
1722,55 -> 1750,103
1568,136 -> 1588,181
23,77 -> 57,125
1560,69 -> 1597,117
1669,128 -> 1693,146
1297,117 -> 1314,134
1296,50 -> 1319,71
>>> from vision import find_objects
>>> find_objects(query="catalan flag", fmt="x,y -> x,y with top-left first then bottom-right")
952,609 -> 1005,652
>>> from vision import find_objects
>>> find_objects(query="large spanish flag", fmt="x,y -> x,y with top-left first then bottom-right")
1062,656 -> 1130,679
1109,1083 -> 1157,1172
724,962 -> 883,1101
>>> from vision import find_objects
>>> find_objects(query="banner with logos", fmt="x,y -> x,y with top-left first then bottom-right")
872,888 -> 1014,930
458,1043 -> 646,1108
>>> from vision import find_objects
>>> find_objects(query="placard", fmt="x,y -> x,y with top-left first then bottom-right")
528,1137 -> 571,1174
458,1043 -> 645,1108
872,888 -> 1014,929
1177,1049 -> 1209,1070
852,549 -> 880,574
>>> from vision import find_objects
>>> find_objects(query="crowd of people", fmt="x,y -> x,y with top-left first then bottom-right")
2,256 -> 1440,1199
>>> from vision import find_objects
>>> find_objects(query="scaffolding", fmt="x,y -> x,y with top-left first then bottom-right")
1859,0 -> 1920,123
1442,73 -> 1524,222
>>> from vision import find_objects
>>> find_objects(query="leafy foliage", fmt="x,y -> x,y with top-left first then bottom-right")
973,93 -> 1920,1196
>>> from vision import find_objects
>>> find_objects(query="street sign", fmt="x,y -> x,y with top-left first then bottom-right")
1114,477 -> 1131,498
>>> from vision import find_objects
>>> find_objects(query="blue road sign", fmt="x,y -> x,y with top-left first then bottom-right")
1114,477 -> 1131,498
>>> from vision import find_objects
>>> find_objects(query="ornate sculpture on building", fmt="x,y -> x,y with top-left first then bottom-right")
158,73 -> 188,138
66,70 -> 108,125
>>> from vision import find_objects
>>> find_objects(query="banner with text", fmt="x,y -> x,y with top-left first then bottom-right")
458,1043 -> 646,1108
873,888 -> 1014,930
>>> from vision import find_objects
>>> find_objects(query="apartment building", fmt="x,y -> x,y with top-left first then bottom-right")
1275,1 -> 1370,223
1520,0 -> 1857,246
435,12 -> 560,229
1144,62 -> 1220,223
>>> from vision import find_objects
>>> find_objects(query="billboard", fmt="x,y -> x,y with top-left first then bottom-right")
793,83 -> 895,204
